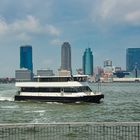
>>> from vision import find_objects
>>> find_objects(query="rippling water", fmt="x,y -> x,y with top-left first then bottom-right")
0,83 -> 140,123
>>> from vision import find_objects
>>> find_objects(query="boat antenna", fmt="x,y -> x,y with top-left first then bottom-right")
97,78 -> 101,92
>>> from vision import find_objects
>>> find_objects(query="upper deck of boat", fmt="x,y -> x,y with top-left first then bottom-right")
15,75 -> 89,87
33,75 -> 88,82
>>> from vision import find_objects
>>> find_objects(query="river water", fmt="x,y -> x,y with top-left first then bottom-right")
0,83 -> 140,123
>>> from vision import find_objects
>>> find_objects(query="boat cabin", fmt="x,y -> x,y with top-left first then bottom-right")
34,75 -> 88,82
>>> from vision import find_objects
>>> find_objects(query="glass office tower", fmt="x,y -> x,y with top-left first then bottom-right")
83,48 -> 93,75
126,48 -> 140,72
61,42 -> 71,72
20,45 -> 33,72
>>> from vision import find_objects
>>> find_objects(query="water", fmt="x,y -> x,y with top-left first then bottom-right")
0,83 -> 140,123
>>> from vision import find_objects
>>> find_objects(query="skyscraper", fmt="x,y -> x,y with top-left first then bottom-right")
83,48 -> 93,75
61,42 -> 71,72
126,48 -> 140,71
20,45 -> 33,72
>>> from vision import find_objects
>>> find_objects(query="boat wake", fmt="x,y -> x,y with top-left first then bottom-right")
0,96 -> 14,101
46,102 -> 64,105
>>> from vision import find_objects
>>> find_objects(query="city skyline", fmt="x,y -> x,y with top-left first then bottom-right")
0,0 -> 140,77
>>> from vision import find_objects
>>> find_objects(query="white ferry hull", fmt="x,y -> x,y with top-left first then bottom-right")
15,94 -> 104,103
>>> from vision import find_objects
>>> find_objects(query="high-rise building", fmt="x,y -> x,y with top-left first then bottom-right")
20,45 -> 33,72
126,48 -> 140,71
104,60 -> 112,67
103,59 -> 113,77
83,48 -> 93,75
61,42 -> 71,72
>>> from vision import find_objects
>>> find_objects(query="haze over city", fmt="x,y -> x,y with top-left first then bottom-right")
0,0 -> 140,77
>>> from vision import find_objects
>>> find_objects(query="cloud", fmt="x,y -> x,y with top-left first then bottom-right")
12,15 -> 42,33
0,15 -> 61,42
16,32 -> 31,41
125,10 -> 140,25
99,0 -> 117,20
46,25 -> 60,36
50,38 -> 62,46
0,0 -> 53,21
0,18 -> 8,34
92,0 -> 140,26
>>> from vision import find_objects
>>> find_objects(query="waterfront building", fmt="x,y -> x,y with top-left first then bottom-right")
61,42 -> 71,72
83,48 -> 93,75
37,69 -> 54,76
101,59 -> 114,82
15,69 -> 32,81
113,71 -> 130,78
58,69 -> 71,76
20,45 -> 33,72
103,60 -> 113,74
115,67 -> 122,72
104,60 -> 112,67
126,48 -> 140,71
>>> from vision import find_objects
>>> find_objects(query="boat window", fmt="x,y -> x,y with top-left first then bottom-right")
34,76 -> 87,82
34,77 -> 71,82
20,86 -> 92,93
64,87 -> 77,92
78,86 -> 92,92
73,77 -> 87,82
63,86 -> 92,92
21,87 -> 61,92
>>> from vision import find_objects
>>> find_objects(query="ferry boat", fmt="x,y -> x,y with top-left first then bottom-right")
15,75 -> 104,103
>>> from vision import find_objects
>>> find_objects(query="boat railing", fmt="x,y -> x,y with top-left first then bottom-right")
0,122 -> 140,140
16,90 -> 20,95
89,81 -> 102,95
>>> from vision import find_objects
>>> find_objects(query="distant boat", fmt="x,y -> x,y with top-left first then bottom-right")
15,75 -> 104,103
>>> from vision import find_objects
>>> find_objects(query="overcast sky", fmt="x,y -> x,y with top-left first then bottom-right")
0,0 -> 140,77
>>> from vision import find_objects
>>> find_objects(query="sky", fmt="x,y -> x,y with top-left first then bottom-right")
0,0 -> 140,77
